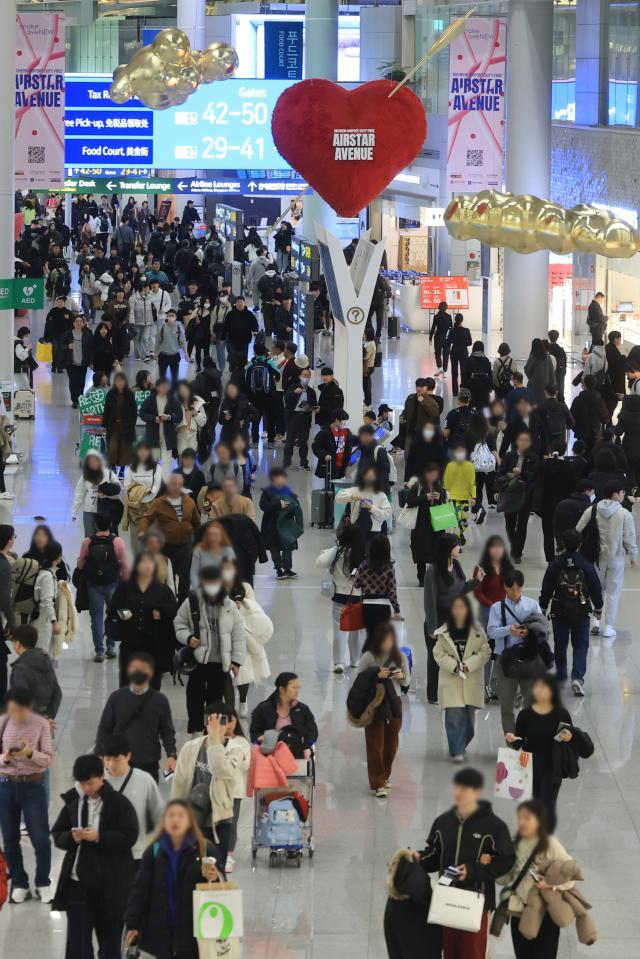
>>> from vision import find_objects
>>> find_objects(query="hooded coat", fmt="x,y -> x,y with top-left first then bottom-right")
576,498 -> 637,562
10,647 -> 62,717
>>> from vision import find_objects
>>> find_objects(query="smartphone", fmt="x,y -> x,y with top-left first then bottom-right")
162,769 -> 175,781
444,865 -> 460,878
457,665 -> 467,679
554,722 -> 572,743
529,868 -> 542,882
117,609 -> 131,619
219,715 -> 228,726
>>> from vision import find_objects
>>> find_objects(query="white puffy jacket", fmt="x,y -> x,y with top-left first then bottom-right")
234,583 -> 272,686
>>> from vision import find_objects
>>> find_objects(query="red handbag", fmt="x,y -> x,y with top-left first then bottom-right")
340,585 -> 365,631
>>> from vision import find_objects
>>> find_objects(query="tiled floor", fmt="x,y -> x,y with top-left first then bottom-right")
1,309 -> 639,957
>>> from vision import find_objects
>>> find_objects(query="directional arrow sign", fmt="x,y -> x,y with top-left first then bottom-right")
106,180 -> 117,191
177,181 -> 188,192
248,181 -> 258,192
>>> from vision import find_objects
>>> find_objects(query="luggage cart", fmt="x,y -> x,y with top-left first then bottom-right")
251,753 -> 315,866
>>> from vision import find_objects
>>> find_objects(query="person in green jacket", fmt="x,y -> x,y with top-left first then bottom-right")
258,467 -> 304,580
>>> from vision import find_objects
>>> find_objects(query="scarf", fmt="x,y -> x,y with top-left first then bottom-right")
160,832 -> 197,924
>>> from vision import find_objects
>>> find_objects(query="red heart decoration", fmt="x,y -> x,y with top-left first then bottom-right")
272,79 -> 427,217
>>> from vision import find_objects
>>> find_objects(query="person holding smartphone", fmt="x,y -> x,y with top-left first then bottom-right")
356,622 -> 410,798
433,596 -> 491,762
125,799 -> 222,959
496,800 -> 575,958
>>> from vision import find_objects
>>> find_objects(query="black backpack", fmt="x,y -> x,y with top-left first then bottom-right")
545,407 -> 568,439
246,359 -> 275,395
551,565 -> 592,624
84,534 -> 120,585
277,725 -> 306,759
580,504 -> 601,564
496,357 -> 513,389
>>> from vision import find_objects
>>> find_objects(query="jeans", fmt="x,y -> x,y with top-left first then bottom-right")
67,364 -> 87,405
0,778 -> 51,889
228,797 -> 242,853
81,292 -> 95,321
598,554 -> 625,628
275,250 -> 289,273
83,512 -> 97,538
331,601 -> 362,666
158,351 -> 180,387
64,880 -> 123,959
215,340 -> 226,370
88,582 -> 118,653
251,394 -> 276,444
270,546 -> 293,573
553,616 -> 590,682
134,325 -> 154,359
444,706 -> 476,757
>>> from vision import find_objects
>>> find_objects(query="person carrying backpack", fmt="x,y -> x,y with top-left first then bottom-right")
493,343 -> 518,399
245,337 -> 281,447
539,529 -> 603,697
76,513 -> 130,663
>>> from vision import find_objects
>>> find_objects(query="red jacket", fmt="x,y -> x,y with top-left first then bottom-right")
473,568 -> 506,609
246,741 -> 297,797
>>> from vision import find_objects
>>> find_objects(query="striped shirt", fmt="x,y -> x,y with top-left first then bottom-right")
0,713 -> 53,777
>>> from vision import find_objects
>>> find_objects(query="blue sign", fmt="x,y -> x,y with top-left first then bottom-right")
64,109 -> 153,136
65,139 -> 153,165
65,75 -> 153,169
172,175 -> 310,196
153,79 -> 293,171
264,22 -> 303,80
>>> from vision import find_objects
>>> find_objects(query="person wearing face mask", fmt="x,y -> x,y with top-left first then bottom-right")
210,289 -> 231,371
106,552 -> 178,689
336,467 -> 393,539
155,309 -> 187,388
443,442 -> 476,545
404,419 -> 446,481
405,462 -> 448,586
174,565 -> 246,734
283,366 -> 317,470
220,557 -> 273,719
95,652 -> 177,782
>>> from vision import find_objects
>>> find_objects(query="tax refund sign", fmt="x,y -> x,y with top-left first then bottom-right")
64,75 -> 293,172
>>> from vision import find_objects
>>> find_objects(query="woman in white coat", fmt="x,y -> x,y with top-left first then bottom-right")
32,542 -> 62,655
316,524 -> 366,673
175,380 -> 208,456
335,466 -> 392,538
433,594 -> 491,762
71,450 -> 122,537
221,557 -> 272,718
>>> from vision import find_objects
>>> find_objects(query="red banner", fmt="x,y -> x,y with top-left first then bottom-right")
419,276 -> 469,310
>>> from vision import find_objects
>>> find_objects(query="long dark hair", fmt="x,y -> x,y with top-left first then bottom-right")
514,799 -> 550,855
530,338 -> 547,362
130,442 -> 157,472
467,413 -> 489,445
332,524 -> 365,576
24,524 -> 54,561
446,594 -> 474,634
434,532 -> 460,585
366,533 -> 391,571
362,621 -> 401,667
132,550 -> 158,581
477,535 -> 513,579
83,453 -> 104,484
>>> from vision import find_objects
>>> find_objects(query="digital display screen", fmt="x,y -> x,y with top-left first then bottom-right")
64,75 -> 293,172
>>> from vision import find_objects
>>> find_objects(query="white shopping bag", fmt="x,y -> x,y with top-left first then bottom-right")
193,887 -> 244,939
494,746 -> 533,802
427,882 -> 485,932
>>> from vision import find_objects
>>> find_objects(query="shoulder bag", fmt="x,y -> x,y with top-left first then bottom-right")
490,842 -> 543,936
500,602 -> 546,680
339,582 -> 365,632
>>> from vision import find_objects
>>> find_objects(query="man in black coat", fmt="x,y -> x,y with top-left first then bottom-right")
315,367 -> 344,426
553,482 -> 595,550
221,295 -> 259,369
498,431 -> 540,561
283,370 -> 317,470
547,330 -> 567,398
587,292 -> 607,342
429,301 -> 453,374
537,384 -> 574,448
312,409 -> 353,479
606,330 -> 627,417
499,395 -> 548,457
569,374 -> 609,453
52,754 -> 138,959
417,767 -> 515,959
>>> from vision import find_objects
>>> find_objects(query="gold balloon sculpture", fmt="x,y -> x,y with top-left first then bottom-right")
444,189 -> 640,258
109,27 -> 239,111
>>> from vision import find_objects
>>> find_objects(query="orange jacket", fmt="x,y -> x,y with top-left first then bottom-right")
246,741 -> 297,797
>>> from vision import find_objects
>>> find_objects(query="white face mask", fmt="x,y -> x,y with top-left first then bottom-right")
423,428 -> 435,441
453,451 -> 467,462
589,493 -> 596,502
222,569 -> 235,584
203,583 -> 221,599
300,378 -> 311,386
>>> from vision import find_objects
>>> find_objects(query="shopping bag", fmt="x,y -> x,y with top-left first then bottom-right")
35,340 -> 53,363
429,501 -> 459,532
427,882 -> 485,932
494,746 -> 533,802
193,886 -> 243,940
397,504 -> 418,530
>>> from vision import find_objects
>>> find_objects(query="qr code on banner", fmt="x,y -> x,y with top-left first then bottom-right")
466,149 -> 483,168
28,146 -> 46,165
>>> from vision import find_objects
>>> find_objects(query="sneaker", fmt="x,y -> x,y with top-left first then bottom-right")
512,555 -> 522,564
0,492 -> 15,500
591,619 -> 600,635
385,781 -> 392,789
475,506 -> 486,526
105,648 -> 117,659
450,754 -> 465,763
286,570 -> 298,579
436,367 -> 443,375
10,887 -> 31,904
333,663 -> 345,674
299,464 -> 311,471
36,886 -> 53,904
571,679 -> 585,697
374,787 -> 388,799
602,625 -> 616,638
224,856 -> 235,874
238,702 -> 248,718
93,652 -> 104,663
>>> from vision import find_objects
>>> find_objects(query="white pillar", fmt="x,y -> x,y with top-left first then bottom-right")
177,0 -> 206,50
0,0 -> 16,385
502,0 -> 553,361
303,0 -> 338,243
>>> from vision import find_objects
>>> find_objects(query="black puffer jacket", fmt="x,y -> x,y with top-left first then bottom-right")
553,492 -> 593,542
125,836 -> 220,959
615,394 -> 640,461
249,689 -> 318,744
419,800 -> 515,911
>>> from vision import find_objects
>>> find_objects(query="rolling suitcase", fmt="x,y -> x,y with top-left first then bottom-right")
388,313 -> 399,339
14,389 -> 35,420
311,462 -> 334,528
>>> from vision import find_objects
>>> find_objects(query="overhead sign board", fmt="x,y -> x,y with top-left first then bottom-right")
58,174 -> 309,196
64,74 -> 295,172
419,276 -> 469,310
264,21 -> 303,80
